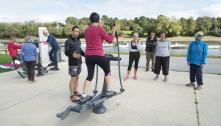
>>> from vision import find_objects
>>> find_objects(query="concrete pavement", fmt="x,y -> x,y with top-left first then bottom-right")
0,62 -> 220,126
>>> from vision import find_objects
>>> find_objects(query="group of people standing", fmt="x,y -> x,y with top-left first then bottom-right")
6,12 -> 208,104
64,12 -> 208,104
7,31 -> 60,83
124,31 -> 171,82
123,31 -> 208,90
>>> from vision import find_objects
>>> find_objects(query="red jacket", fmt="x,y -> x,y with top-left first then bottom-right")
7,40 -> 21,57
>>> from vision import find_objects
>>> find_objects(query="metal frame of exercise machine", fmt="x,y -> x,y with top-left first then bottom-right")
56,26 -> 125,120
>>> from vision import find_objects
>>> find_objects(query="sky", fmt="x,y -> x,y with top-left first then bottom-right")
0,0 -> 221,23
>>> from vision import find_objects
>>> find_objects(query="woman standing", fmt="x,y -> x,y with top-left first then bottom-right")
20,36 -> 38,83
154,32 -> 171,82
186,31 -> 208,90
124,33 -> 141,81
80,12 -> 116,103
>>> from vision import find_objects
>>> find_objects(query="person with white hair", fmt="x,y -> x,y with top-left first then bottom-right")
124,33 -> 142,81
20,36 -> 38,83
186,31 -> 208,90
43,30 -> 60,70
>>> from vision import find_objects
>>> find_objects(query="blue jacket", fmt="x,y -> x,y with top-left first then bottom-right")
187,40 -> 208,65
20,43 -> 38,62
47,34 -> 59,50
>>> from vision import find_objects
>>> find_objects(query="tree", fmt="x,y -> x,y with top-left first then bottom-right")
167,17 -> 182,36
155,15 -> 170,33
65,16 -> 79,25
196,16 -> 212,33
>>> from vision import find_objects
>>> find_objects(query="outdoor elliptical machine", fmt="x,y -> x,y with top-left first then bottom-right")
56,23 -> 125,120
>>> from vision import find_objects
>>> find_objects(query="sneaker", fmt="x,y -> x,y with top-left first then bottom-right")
29,80 -> 37,84
124,76 -> 129,81
50,67 -> 59,71
186,82 -> 195,87
163,77 -> 168,82
195,85 -> 203,90
134,76 -> 138,80
37,73 -> 44,77
48,63 -> 54,67
104,89 -> 116,97
153,76 -> 159,81
79,95 -> 93,104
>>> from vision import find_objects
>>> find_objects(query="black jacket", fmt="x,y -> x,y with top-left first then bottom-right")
145,37 -> 157,52
65,37 -> 85,66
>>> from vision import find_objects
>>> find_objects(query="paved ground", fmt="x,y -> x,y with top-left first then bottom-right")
0,62 -> 221,126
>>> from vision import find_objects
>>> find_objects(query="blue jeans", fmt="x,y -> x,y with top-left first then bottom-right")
49,48 -> 58,67
190,64 -> 203,85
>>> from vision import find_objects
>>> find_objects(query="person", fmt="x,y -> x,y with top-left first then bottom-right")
145,32 -> 157,72
80,12 -> 116,102
153,32 -> 171,82
186,31 -> 208,90
65,26 -> 85,102
33,39 -> 44,77
43,30 -> 60,70
124,33 -> 141,81
7,36 -> 22,69
20,36 -> 38,83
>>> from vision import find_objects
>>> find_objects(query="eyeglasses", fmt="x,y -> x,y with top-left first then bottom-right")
197,35 -> 204,37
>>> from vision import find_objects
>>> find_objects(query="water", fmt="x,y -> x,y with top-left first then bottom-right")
171,49 -> 221,56
81,46 -> 221,56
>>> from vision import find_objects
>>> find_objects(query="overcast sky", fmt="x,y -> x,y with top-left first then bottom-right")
0,0 -> 221,23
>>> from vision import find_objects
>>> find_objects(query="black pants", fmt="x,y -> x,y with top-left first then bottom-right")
25,61 -> 36,81
190,64 -> 203,85
11,54 -> 20,69
49,49 -> 58,67
154,56 -> 170,75
85,56 -> 110,81
128,52 -> 140,70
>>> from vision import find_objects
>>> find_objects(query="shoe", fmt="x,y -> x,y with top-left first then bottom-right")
145,69 -> 149,72
50,67 -> 59,71
29,80 -> 37,84
153,76 -> 159,81
79,95 -> 93,104
134,76 -> 138,80
104,89 -> 116,97
195,85 -> 203,90
186,82 -> 195,87
124,76 -> 129,81
151,69 -> 154,72
163,77 -> 168,82
37,73 -> 44,77
48,63 -> 54,67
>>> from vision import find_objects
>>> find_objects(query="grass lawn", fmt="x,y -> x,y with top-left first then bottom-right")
0,54 -> 12,73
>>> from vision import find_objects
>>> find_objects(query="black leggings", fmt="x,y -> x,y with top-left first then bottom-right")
128,52 -> 140,70
85,56 -> 110,81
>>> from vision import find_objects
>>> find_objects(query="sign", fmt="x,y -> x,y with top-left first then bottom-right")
38,27 -> 49,63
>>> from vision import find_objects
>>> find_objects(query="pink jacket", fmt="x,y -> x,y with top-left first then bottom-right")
84,25 -> 114,56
